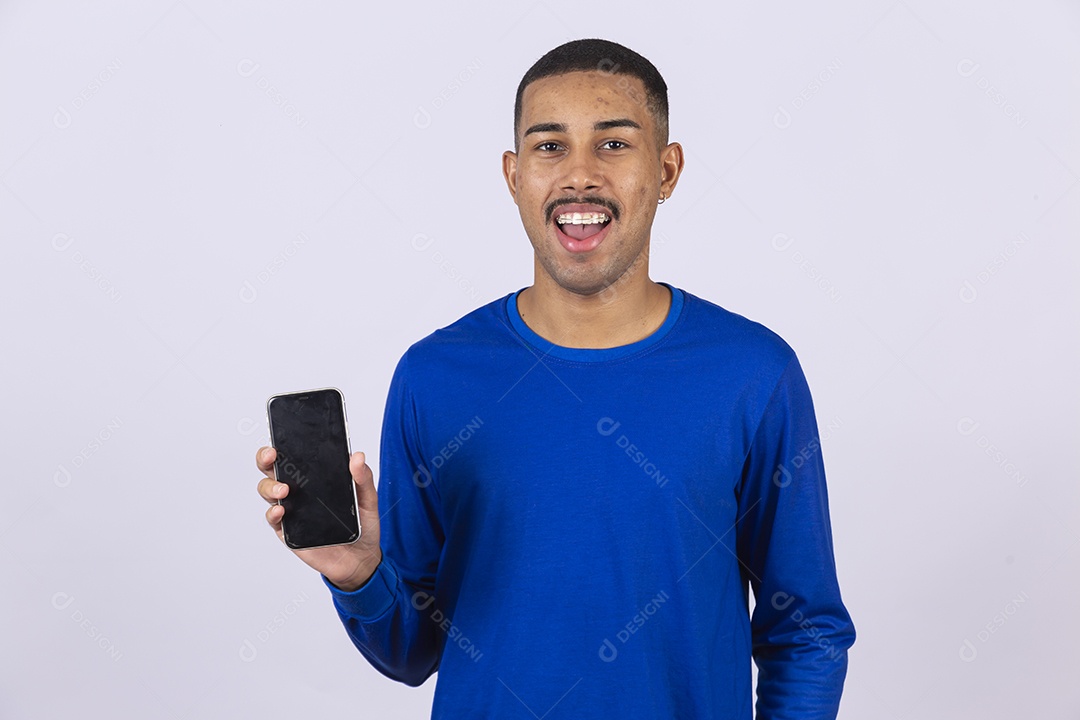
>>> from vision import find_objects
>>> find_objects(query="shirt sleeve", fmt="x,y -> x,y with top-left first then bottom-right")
321,351 -> 446,686
736,352 -> 856,719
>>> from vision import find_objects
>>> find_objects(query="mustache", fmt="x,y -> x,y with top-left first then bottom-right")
544,196 -> 621,224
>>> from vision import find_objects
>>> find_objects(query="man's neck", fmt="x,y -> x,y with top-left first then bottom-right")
516,271 -> 672,350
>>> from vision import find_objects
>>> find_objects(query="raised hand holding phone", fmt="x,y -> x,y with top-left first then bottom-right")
266,388 -> 359,549
258,388 -> 382,591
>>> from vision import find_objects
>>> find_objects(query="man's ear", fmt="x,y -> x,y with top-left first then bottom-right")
659,141 -> 685,201
502,150 -> 519,204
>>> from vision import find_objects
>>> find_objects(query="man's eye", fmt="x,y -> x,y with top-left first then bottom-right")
537,142 -> 561,152
602,140 -> 627,150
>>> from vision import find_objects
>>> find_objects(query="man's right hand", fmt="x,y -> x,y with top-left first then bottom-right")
256,446 -> 383,592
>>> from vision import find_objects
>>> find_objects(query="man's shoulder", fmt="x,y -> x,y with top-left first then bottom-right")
676,285 -> 797,368
398,291 -> 517,364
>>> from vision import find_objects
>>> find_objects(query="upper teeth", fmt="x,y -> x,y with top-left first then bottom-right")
556,212 -> 608,225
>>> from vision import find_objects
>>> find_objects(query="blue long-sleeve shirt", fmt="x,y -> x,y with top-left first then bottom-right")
323,282 -> 855,718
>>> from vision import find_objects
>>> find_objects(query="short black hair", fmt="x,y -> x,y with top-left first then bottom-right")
513,38 -> 669,151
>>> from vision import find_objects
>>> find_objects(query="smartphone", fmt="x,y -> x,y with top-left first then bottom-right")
266,387 -> 360,550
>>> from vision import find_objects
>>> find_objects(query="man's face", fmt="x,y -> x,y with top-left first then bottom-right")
502,70 -> 681,297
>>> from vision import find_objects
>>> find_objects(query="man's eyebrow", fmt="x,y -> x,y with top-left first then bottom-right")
593,118 -> 641,132
523,122 -> 567,136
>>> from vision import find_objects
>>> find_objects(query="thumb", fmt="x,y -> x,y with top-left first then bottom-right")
350,451 -> 379,516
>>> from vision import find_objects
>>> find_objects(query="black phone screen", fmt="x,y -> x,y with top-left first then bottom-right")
266,388 -> 360,550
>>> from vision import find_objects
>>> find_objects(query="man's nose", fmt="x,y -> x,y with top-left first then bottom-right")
559,146 -> 602,193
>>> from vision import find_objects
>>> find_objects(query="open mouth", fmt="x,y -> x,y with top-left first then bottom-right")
552,207 -> 613,253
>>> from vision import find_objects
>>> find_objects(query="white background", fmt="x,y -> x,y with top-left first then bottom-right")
1,1 -> 1077,717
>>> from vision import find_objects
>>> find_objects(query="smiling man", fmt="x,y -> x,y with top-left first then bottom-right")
257,38 -> 855,719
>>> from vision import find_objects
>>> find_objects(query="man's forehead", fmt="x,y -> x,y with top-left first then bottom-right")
519,70 -> 651,127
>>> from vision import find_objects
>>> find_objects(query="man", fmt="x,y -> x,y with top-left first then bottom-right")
257,38 -> 855,718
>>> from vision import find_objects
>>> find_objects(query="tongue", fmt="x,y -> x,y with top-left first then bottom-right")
561,222 -> 606,240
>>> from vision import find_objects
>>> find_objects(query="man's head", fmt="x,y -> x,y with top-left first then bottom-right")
503,39 -> 684,298
513,39 -> 669,153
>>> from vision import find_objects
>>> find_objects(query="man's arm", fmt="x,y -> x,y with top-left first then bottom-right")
736,353 -> 856,719
321,352 -> 445,686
